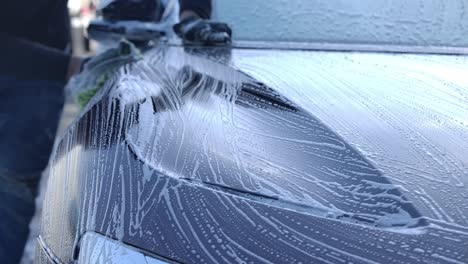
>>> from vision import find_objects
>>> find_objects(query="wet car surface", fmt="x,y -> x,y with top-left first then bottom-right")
37,46 -> 468,263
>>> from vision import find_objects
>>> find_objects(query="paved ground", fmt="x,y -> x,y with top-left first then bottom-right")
21,102 -> 79,263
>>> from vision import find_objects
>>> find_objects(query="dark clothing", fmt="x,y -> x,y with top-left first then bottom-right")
0,2 -> 70,261
0,0 -> 71,82
0,34 -> 71,82
180,0 -> 211,20
0,77 -> 64,264
0,0 -> 212,82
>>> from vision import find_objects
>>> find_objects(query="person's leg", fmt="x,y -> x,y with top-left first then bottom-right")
0,77 -> 64,264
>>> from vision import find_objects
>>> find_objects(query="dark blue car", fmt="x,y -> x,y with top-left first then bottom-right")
36,2 -> 468,263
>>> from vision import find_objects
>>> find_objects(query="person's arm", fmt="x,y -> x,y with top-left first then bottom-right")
174,0 -> 232,45
0,0 -> 83,82
179,0 -> 212,19
0,33 -> 83,82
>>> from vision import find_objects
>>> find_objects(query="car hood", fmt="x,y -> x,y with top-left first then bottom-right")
229,48 -> 468,226
125,46 -> 468,227
42,45 -> 468,263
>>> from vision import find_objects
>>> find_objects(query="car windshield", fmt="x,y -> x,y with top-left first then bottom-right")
215,0 -> 468,48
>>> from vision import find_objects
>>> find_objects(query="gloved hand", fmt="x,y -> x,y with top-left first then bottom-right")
173,16 -> 232,45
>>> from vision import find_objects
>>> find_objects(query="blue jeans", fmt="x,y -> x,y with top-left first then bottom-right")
0,77 -> 64,264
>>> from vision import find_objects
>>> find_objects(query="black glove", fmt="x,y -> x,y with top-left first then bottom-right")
173,16 -> 232,45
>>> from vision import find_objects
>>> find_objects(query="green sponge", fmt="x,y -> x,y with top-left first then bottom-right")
73,40 -> 143,109
77,74 -> 110,108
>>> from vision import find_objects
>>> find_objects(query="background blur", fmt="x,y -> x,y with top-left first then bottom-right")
69,0 -> 97,55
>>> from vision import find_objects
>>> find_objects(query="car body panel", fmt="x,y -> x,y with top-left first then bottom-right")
39,46 -> 468,263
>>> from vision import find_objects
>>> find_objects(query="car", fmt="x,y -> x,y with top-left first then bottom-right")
36,1 -> 468,263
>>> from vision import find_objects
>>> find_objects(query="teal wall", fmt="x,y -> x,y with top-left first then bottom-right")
214,0 -> 468,47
